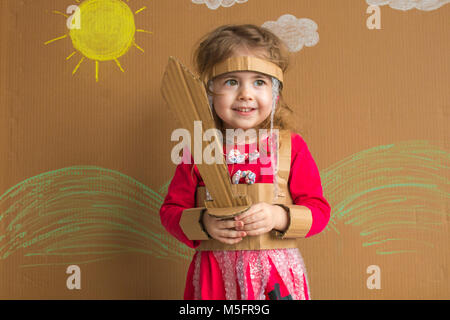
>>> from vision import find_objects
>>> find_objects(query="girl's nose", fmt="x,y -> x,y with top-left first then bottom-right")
237,83 -> 254,101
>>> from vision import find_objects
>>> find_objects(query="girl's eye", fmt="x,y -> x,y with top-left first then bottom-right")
255,79 -> 266,86
225,79 -> 238,86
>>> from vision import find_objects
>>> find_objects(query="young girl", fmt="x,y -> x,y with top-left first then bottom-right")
160,24 -> 331,300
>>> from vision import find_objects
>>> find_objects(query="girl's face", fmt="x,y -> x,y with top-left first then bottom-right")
211,51 -> 273,131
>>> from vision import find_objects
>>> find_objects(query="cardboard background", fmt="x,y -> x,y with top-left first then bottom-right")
0,0 -> 448,299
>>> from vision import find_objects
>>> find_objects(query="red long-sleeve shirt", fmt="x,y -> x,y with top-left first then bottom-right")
159,132 -> 331,249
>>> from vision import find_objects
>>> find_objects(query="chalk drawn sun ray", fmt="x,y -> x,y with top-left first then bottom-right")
44,0 -> 153,82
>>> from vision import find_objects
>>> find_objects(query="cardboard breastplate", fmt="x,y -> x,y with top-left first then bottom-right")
194,130 -> 298,251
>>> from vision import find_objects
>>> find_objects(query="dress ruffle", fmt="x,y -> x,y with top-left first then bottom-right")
188,248 -> 310,300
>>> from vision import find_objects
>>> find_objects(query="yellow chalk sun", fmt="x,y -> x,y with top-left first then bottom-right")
45,0 -> 152,82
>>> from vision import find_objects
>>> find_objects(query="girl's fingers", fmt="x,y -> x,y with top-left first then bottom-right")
242,220 -> 264,231
235,210 -> 252,221
218,229 -> 246,239
236,203 -> 268,221
240,210 -> 264,224
218,219 -> 243,230
235,205 -> 260,220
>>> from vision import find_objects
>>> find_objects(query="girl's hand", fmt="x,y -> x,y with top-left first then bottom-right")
202,212 -> 247,244
234,202 -> 289,236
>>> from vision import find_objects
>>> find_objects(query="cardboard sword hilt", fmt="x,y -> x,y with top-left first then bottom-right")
161,56 -> 251,217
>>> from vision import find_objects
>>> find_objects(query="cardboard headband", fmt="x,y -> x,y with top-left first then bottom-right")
209,56 -> 284,85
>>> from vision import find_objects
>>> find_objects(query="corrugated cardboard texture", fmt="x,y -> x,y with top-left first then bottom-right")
0,0 -> 449,299
211,56 -> 284,83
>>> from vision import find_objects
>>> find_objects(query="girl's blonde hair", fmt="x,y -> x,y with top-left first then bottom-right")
192,24 -> 297,133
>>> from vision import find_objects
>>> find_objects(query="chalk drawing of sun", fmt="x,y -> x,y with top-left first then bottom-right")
44,0 -> 152,82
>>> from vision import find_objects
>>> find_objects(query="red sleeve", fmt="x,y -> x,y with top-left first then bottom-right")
289,133 -> 331,238
159,155 -> 201,249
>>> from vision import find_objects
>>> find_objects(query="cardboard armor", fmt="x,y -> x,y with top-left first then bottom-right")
161,56 -> 313,251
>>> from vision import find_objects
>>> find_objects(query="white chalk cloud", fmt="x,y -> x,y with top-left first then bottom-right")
262,14 -> 319,53
191,0 -> 248,10
366,0 -> 450,11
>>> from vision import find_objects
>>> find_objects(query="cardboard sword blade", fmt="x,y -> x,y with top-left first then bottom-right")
161,56 -> 251,212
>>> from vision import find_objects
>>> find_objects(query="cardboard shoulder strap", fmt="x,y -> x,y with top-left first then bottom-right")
275,130 -> 291,199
